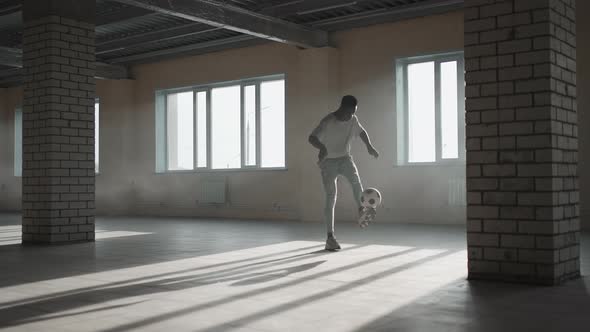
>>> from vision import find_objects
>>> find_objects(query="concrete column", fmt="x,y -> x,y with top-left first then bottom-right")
21,0 -> 96,244
465,0 -> 579,284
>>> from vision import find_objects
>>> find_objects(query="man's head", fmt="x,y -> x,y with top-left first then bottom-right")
338,95 -> 358,120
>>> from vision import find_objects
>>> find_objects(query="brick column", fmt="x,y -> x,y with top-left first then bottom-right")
465,0 -> 579,284
22,0 -> 96,244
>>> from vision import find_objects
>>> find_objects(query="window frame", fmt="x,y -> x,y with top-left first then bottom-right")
158,74 -> 287,173
163,89 -> 195,171
240,81 -> 260,169
395,51 -> 465,166
194,88 -> 210,170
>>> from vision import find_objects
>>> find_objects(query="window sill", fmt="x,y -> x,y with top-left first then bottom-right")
156,167 -> 288,174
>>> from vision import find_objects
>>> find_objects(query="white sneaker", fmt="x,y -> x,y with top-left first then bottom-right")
325,235 -> 341,251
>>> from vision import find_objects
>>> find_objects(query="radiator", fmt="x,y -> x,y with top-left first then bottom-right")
200,176 -> 227,204
448,178 -> 466,206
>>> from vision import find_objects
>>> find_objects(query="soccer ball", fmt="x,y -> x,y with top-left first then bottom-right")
360,187 -> 382,208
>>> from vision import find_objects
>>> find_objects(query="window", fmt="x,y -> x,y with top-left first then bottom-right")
211,85 -> 241,169
156,75 -> 286,172
260,80 -> 286,168
14,102 -> 100,176
244,85 -> 256,166
196,91 -> 207,168
166,91 -> 194,170
396,52 -> 465,164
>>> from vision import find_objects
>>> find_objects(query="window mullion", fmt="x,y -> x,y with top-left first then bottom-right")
164,93 -> 169,171
240,84 -> 246,168
206,89 -> 212,169
435,60 -> 442,163
255,82 -> 261,168
193,90 -> 197,170
403,65 -> 410,165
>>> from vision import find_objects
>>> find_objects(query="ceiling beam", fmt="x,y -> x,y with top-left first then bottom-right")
0,2 -> 158,51
108,35 -> 266,64
311,0 -> 464,31
96,5 -> 156,26
0,47 -> 131,80
0,0 -> 21,16
109,0 -> 329,48
97,23 -> 218,54
260,0 -> 359,17
258,0 -> 444,17
1,23 -> 221,58
95,62 -> 130,79
0,63 -> 130,86
0,1 -> 156,31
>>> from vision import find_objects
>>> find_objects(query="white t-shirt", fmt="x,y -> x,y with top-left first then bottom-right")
311,113 -> 365,159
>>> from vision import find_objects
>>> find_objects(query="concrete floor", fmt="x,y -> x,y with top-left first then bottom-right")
0,213 -> 589,332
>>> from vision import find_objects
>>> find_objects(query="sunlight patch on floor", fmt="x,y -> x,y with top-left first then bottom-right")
0,240 -> 467,332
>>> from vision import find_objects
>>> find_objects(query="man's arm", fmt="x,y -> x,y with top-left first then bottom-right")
309,135 -> 327,162
360,130 -> 379,158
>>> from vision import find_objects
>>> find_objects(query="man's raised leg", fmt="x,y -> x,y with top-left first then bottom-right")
341,157 -> 364,212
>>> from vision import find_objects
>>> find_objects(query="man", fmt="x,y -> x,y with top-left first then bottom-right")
308,95 -> 379,251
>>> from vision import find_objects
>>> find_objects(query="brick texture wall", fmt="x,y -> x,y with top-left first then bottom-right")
465,0 -> 579,284
22,15 -> 96,243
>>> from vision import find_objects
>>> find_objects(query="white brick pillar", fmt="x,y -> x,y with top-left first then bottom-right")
21,0 -> 96,244
465,0 -> 579,284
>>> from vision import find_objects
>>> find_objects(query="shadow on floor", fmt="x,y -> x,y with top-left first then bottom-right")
0,245 -> 348,328
3,213 -> 588,331
350,276 -> 590,332
0,212 -> 468,291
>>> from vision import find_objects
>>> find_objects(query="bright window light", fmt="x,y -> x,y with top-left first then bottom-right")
244,85 -> 257,166
441,61 -> 459,159
408,61 -> 436,163
167,91 -> 194,170
196,91 -> 208,168
260,80 -> 286,168
211,85 -> 241,169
